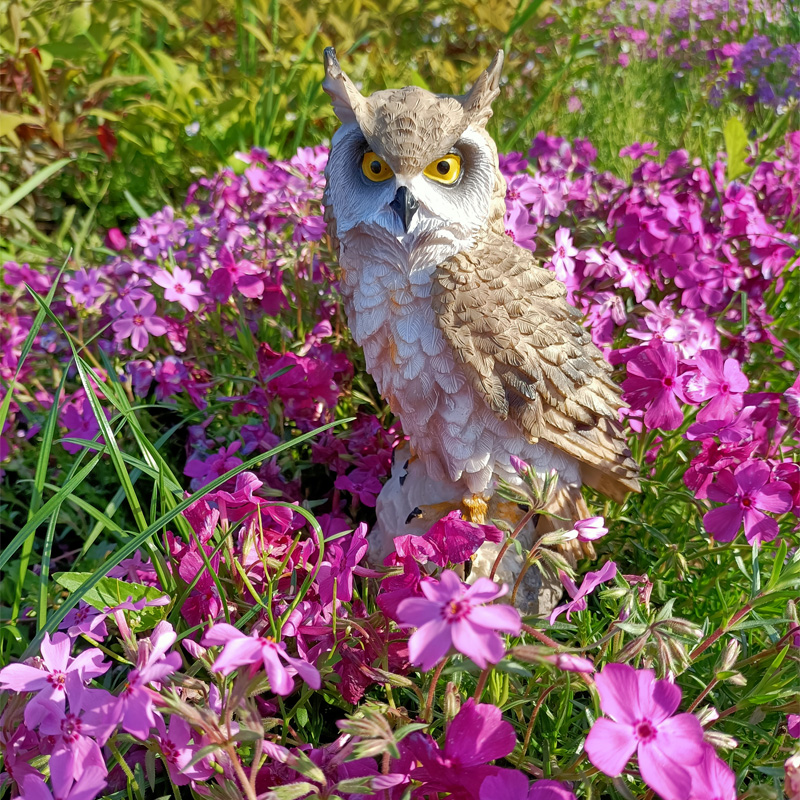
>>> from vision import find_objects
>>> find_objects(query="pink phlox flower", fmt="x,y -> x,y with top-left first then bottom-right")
107,551 -> 160,586
208,245 -> 264,302
129,206 -> 186,259
551,228 -> 578,277
21,767 -> 107,800
688,744 -> 737,800
153,356 -> 189,401
184,441 -> 243,490
59,395 -> 108,454
572,517 -> 608,542
681,350 -> 749,422
334,468 -> 383,507
620,142 -> 659,160
64,268 -> 108,309
621,340 -> 685,431
317,522 -> 369,606
376,552 -> 425,621
504,204 -> 538,251
422,510 -> 504,567
35,673 -> 109,788
674,258 -> 726,309
703,460 -> 792,545
789,714 -> 800,738
59,602 -> 108,642
111,294 -> 168,352
481,771 -> 577,799
585,663 -> 705,800
543,653 -> 595,674
153,714 -> 214,786
210,470 -> 266,525
0,725 -> 41,791
0,633 -> 108,728
126,359 -> 155,396
396,570 -> 521,671
202,623 -> 321,696
152,267 -> 204,312
549,561 -> 617,624
402,699 -> 517,799
96,621 -> 181,743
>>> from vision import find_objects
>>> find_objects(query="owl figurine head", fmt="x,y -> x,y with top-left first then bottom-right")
322,48 -> 507,250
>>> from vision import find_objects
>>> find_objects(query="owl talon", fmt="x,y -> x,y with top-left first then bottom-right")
461,495 -> 489,525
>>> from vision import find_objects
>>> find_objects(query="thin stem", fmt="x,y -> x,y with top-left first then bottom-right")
226,743 -> 259,800
517,685 -> 555,768
424,661 -> 447,722
490,507 -> 537,581
690,604 -> 752,660
473,666 -> 492,701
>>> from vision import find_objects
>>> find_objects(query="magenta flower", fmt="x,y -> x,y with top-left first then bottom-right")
0,633 -> 108,727
481,771 -> 577,800
184,442 -> 243,490
688,744 -> 737,800
572,517 -> 608,542
152,267 -> 204,312
208,245 -> 265,302
619,142 -> 659,159
552,228 -> 578,276
396,570 -> 521,671
543,653 -> 595,673
585,663 -> 705,800
422,510 -> 503,566
549,561 -> 617,624
703,460 -> 792,544
202,623 -> 321,696
621,340 -> 684,431
317,522 -> 369,606
21,767 -> 107,800
682,351 -> 749,422
59,602 -> 108,642
785,374 -> 800,418
153,714 -> 213,786
64,268 -> 107,309
36,674 -> 110,790
334,468 -> 383,507
112,294 -> 168,352
504,204 -> 538,250
94,621 -> 182,742
403,699 -> 518,799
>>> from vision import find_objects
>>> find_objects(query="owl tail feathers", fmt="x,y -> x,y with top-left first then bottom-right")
580,461 -> 641,505
536,485 -> 597,566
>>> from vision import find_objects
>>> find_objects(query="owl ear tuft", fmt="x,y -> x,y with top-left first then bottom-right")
460,50 -> 504,128
322,47 -> 366,125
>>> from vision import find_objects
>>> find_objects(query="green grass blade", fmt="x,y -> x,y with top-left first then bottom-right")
27,417 -> 351,655
0,452 -> 105,572
0,158 -> 73,216
15,366 -> 71,624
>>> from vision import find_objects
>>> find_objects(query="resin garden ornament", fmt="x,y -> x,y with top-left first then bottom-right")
322,48 -> 640,613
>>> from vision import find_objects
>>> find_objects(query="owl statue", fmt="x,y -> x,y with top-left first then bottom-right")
322,48 -> 639,611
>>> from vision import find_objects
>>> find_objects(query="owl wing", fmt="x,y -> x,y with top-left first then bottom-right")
431,231 -> 640,502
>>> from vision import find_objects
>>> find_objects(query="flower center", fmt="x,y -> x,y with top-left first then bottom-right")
82,284 -> 91,293
174,283 -> 185,294
442,600 -> 468,622
634,720 -> 656,742
741,496 -> 752,507
47,670 -> 66,690
133,314 -> 145,326
160,737 -> 178,762
721,383 -> 729,393
558,246 -> 566,258
663,376 -> 674,387
62,713 -> 82,742
505,228 -> 516,241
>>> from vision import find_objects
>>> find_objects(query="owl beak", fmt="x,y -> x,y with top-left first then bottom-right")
389,186 -> 418,233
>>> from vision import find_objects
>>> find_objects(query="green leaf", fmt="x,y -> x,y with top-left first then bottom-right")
724,117 -> 749,181
53,573 -> 168,630
0,158 -> 73,216
264,783 -> 316,800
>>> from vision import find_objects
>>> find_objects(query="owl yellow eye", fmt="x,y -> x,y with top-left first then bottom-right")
423,154 -> 462,185
361,152 -> 394,182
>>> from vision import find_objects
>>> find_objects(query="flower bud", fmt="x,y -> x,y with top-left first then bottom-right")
443,682 -> 461,723
786,751 -> 800,800
573,516 -> 608,542
716,637 -> 741,673
538,528 -> 579,547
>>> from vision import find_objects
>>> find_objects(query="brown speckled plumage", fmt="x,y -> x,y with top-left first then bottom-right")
431,230 -> 640,502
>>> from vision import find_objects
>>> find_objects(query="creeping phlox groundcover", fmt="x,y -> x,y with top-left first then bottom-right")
1,128 -> 799,800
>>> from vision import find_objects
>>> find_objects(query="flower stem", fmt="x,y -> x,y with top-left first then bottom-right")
424,661 -> 447,722
473,666 -> 492,701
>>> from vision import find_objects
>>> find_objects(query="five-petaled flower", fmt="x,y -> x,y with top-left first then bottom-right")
585,663 -> 706,800
396,570 -> 521,671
